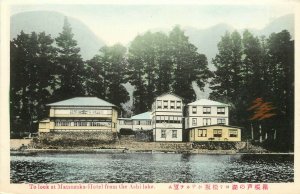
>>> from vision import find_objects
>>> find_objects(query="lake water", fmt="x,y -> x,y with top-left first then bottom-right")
10,153 -> 294,183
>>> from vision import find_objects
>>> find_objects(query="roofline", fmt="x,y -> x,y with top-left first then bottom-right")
154,92 -> 184,100
47,104 -> 117,107
187,99 -> 230,106
46,97 -> 118,107
187,124 -> 242,130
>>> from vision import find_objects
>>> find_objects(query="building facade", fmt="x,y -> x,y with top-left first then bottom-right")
185,99 -> 230,129
38,97 -> 118,133
117,112 -> 152,132
189,125 -> 241,142
152,93 -> 183,141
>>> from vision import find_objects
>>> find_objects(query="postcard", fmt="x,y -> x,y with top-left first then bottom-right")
0,0 -> 299,194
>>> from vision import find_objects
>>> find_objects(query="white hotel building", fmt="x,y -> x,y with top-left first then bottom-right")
185,99 -> 230,129
152,93 -> 183,142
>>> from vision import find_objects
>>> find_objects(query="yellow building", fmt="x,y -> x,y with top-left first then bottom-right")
189,125 -> 241,142
38,97 -> 118,133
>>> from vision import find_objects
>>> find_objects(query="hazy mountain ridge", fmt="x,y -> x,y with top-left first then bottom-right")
11,11 -> 106,60
11,11 -> 294,102
184,14 -> 294,69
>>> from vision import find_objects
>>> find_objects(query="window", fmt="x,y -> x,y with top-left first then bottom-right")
134,120 -> 140,125
213,129 -> 222,137
176,101 -> 181,109
229,129 -> 238,137
119,120 -> 124,125
198,129 -> 207,137
172,130 -> 177,138
163,100 -> 168,109
161,129 -> 166,138
170,101 -> 175,109
175,116 -> 182,123
192,106 -> 197,114
217,107 -> 225,114
203,118 -> 211,126
157,100 -> 162,109
217,118 -> 226,125
192,118 -> 197,126
169,116 -> 174,123
124,120 -> 132,125
203,107 -> 211,114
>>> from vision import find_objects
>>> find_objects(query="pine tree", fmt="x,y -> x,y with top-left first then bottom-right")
86,44 -> 129,109
10,31 -> 57,136
210,31 -> 243,105
169,26 -> 211,104
52,17 -> 85,101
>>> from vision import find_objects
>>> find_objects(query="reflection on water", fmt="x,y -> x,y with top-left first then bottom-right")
10,153 -> 293,183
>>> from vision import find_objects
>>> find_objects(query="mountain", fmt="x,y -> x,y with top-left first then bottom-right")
183,14 -> 294,70
184,23 -> 235,70
258,14 -> 294,38
11,11 -> 106,60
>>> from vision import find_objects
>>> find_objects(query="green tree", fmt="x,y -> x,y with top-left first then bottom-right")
266,30 -> 294,151
210,31 -> 243,124
86,44 -> 129,109
52,17 -> 85,101
127,32 -> 169,113
10,31 -> 57,136
169,26 -> 211,104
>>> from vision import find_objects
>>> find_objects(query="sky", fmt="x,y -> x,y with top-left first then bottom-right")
10,3 -> 295,45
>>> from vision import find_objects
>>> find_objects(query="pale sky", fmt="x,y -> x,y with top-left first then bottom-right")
10,3 -> 294,45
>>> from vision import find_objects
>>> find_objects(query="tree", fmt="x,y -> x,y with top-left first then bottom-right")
127,31 -> 171,113
10,31 -> 57,136
210,31 -> 243,124
52,17 -> 85,101
127,27 -> 211,114
169,26 -> 211,104
265,30 -> 294,151
86,44 -> 129,109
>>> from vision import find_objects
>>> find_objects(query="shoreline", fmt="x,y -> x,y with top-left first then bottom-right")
10,148 -> 294,155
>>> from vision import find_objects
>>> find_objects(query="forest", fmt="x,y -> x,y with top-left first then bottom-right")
10,18 -> 294,151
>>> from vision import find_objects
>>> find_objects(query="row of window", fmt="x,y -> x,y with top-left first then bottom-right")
157,100 -> 182,110
51,129 -> 111,132
194,129 -> 238,138
161,129 -> 177,138
192,118 -> 226,126
55,121 -> 113,127
69,109 -> 112,115
154,116 -> 182,124
191,106 -> 226,115
119,120 -> 151,125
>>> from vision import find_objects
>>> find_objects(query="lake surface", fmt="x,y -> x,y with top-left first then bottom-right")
11,153 -> 294,183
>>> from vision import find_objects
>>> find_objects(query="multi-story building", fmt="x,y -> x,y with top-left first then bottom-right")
117,112 -> 152,132
152,93 -> 183,141
185,99 -> 230,129
38,97 -> 118,133
185,99 -> 242,142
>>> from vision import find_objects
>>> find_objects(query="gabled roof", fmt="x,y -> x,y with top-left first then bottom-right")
155,92 -> 183,100
47,97 -> 116,107
188,99 -> 230,106
131,111 -> 152,120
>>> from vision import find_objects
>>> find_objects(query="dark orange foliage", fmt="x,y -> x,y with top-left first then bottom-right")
248,98 -> 276,121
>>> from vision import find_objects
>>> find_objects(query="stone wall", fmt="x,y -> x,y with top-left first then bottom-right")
192,141 -> 246,150
118,136 -> 192,151
36,131 -> 117,148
